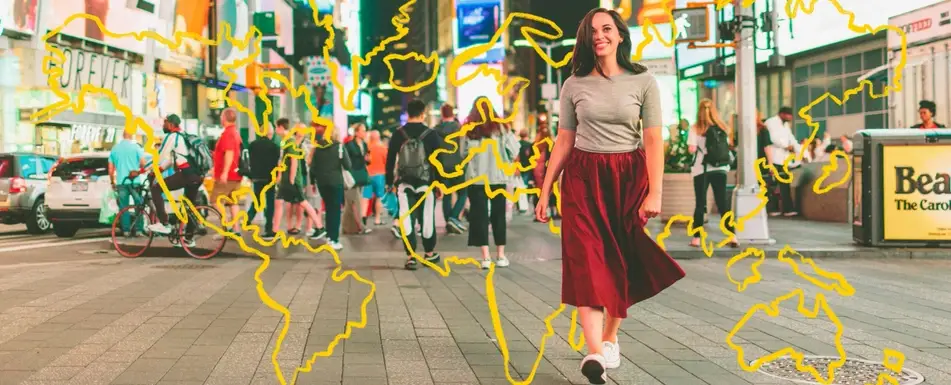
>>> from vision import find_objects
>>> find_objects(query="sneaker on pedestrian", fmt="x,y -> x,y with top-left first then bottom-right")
495,257 -> 510,268
580,354 -> 607,384
446,221 -> 464,234
391,225 -> 402,239
450,218 -> 468,231
602,341 -> 621,369
783,211 -> 799,217
425,252 -> 440,264
261,231 -> 276,241
360,227 -> 372,235
481,259 -> 492,270
328,240 -> 344,250
148,223 -> 172,235
404,258 -> 418,270
311,228 -> 327,240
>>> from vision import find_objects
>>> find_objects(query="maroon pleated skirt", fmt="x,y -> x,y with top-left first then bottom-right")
561,148 -> 686,318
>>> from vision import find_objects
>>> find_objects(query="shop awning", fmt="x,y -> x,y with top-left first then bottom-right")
858,58 -> 926,83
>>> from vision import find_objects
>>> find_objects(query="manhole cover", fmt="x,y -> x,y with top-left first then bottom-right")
152,264 -> 218,270
755,356 -> 924,385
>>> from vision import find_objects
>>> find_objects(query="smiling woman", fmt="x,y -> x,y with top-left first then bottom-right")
534,7 -> 685,385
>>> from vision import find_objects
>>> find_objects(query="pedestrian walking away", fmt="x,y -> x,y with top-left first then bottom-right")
246,121 -> 281,240
535,8 -> 685,384
385,99 -> 445,271
434,103 -> 468,234
460,96 -> 520,269
309,120 -> 351,251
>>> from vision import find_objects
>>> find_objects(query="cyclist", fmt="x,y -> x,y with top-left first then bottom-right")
142,114 -> 203,246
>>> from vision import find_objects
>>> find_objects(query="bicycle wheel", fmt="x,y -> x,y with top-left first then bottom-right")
111,205 -> 156,258
180,205 -> 227,260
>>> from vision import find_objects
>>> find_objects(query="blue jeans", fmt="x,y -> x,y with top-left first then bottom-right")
116,185 -> 144,233
442,176 -> 468,223
246,181 -> 276,231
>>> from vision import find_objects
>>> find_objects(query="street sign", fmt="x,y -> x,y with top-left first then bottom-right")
541,83 -> 557,100
671,7 -> 710,43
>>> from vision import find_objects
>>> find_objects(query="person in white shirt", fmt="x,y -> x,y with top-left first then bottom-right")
143,114 -> 203,244
763,107 -> 800,217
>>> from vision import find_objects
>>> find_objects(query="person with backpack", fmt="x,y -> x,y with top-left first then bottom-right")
145,114 -> 206,245
385,99 -> 445,270
687,99 -> 738,248
461,97 -> 520,269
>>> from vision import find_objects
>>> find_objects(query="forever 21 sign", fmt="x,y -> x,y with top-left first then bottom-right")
45,45 -> 136,103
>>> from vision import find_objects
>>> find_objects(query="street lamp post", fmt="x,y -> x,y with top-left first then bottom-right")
733,0 -> 774,244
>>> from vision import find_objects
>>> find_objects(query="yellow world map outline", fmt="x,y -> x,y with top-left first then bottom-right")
35,0 -> 912,383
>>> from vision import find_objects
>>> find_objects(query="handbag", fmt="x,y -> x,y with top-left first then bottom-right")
340,143 -> 356,189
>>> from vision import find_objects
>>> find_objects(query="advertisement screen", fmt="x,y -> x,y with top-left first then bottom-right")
455,0 -> 502,51
216,0 -> 251,86
675,0 -> 944,70
612,0 -> 675,27
159,0 -> 210,78
1,0 -> 39,35
882,144 -> 951,241
455,63 -> 504,122
49,0 -> 160,54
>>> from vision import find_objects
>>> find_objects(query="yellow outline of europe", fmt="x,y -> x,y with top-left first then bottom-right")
34,0 -> 913,384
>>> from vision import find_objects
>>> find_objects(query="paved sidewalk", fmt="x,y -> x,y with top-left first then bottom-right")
1,217 -> 951,384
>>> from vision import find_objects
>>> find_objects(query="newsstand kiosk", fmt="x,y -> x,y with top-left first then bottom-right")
851,129 -> 951,247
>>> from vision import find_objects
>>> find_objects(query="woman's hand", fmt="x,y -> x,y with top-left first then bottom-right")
639,192 -> 662,222
535,193 -> 550,222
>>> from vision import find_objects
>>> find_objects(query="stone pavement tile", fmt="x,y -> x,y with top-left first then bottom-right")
110,369 -> 168,385
342,352 -> 384,365
0,370 -> 32,385
182,344 -> 228,358
160,356 -> 219,382
69,362 -> 129,385
697,373 -> 755,385
0,347 -> 68,371
202,376 -> 252,385
429,368 -> 478,383
26,365 -> 84,381
343,363 -> 388,378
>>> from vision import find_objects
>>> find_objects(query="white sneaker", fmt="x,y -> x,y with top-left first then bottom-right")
329,241 -> 344,250
148,223 -> 172,235
495,257 -> 510,268
481,259 -> 491,270
580,354 -> 607,384
602,341 -> 621,369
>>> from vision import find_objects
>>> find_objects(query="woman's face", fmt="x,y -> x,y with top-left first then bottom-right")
355,124 -> 367,139
591,12 -> 621,59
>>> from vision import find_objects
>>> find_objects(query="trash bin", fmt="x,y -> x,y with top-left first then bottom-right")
851,129 -> 951,247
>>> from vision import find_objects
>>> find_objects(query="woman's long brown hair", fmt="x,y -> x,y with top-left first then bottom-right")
465,97 -> 502,139
694,98 -> 733,145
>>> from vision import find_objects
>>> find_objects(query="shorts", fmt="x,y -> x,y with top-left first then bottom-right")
212,181 -> 243,207
363,174 -> 386,199
278,183 -> 305,204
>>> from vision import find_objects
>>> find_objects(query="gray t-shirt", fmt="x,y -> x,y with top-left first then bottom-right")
558,71 -> 663,153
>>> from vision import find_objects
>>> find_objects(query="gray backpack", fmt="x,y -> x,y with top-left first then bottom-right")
396,128 -> 433,185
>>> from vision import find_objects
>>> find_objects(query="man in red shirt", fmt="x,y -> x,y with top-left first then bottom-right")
213,108 -> 245,235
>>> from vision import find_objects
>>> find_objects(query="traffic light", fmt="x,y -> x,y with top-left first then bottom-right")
717,20 -> 736,42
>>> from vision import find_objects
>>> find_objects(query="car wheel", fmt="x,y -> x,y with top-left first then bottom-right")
25,198 -> 53,234
53,223 -> 79,238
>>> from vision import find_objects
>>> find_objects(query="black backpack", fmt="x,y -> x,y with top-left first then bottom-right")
702,125 -> 732,168
396,128 -> 433,185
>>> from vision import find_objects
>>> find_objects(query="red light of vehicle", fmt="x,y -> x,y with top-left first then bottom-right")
9,177 -> 26,194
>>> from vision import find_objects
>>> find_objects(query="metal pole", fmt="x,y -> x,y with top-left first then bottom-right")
732,0 -> 774,244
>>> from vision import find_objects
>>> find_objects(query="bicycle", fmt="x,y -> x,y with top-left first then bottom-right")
110,173 -> 227,259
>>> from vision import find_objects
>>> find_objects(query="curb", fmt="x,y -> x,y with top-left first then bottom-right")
665,248 -> 951,259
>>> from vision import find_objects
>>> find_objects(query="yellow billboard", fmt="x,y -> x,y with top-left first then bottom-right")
882,145 -> 951,241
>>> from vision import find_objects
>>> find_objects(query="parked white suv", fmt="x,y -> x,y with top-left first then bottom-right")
46,152 -> 211,238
